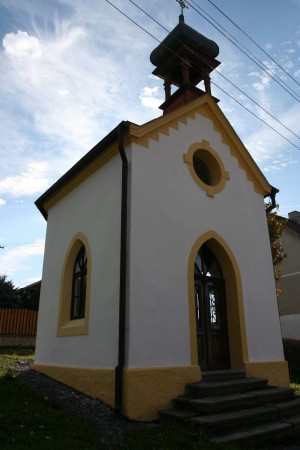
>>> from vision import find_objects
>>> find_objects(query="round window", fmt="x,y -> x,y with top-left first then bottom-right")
192,149 -> 222,187
193,153 -> 211,185
183,141 -> 229,197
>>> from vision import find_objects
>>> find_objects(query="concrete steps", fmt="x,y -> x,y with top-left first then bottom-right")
186,377 -> 269,397
160,370 -> 300,446
211,422 -> 292,446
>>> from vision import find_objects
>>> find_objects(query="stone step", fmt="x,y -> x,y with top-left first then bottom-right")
160,408 -> 199,422
186,377 -> 268,397
175,392 -> 256,413
211,422 -> 292,446
275,397 -> 300,417
175,387 -> 295,414
190,405 -> 280,433
159,373 -> 300,447
201,369 -> 246,382
281,414 -> 300,436
251,387 -> 294,405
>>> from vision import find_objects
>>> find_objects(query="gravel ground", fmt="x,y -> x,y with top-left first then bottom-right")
14,360 -> 146,449
13,361 -> 300,450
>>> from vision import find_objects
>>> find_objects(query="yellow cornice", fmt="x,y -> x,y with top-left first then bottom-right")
42,95 -> 272,215
129,98 -> 203,148
203,98 -> 271,196
128,95 -> 272,196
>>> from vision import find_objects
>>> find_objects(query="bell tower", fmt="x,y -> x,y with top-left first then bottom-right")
150,3 -> 220,114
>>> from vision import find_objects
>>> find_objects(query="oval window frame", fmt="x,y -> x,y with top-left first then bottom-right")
183,140 -> 229,197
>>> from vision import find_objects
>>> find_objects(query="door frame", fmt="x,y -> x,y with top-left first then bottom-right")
194,274 -> 230,370
187,231 -> 249,370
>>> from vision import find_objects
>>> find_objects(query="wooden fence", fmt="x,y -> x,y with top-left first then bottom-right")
0,309 -> 38,336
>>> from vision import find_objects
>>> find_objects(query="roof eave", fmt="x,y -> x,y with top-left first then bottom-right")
35,121 -> 131,220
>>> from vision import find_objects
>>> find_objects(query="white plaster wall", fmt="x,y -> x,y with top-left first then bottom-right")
280,314 -> 300,341
127,110 -> 284,368
35,154 -> 123,368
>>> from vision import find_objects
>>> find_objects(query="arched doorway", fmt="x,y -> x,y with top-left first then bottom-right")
188,232 -> 248,371
194,244 -> 230,370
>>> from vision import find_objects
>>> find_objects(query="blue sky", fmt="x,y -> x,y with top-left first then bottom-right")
0,0 -> 299,288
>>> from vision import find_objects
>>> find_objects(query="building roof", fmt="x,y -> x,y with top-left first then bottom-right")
35,121 -> 131,219
287,218 -> 300,235
278,215 -> 300,235
150,19 -> 219,67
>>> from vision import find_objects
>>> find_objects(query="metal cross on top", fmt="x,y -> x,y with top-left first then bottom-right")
176,0 -> 188,15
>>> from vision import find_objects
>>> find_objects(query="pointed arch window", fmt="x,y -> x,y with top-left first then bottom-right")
71,245 -> 87,320
194,244 -> 223,279
57,235 -> 91,337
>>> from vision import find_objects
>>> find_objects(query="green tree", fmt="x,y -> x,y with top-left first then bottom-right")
266,209 -> 287,296
18,283 -> 40,310
0,274 -> 21,308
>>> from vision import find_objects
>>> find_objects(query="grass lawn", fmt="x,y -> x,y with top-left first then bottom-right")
0,347 -> 241,450
0,347 -> 35,376
0,347 -> 98,450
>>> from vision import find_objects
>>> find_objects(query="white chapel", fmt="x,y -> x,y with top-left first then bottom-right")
33,12 -> 288,421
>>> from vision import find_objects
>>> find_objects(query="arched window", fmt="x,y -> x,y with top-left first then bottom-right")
71,245 -> 87,320
57,235 -> 91,336
194,244 -> 223,279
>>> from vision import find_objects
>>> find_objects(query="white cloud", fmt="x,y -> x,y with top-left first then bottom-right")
0,162 -> 51,197
0,238 -> 45,286
56,88 -> 70,97
0,199 -> 6,206
0,4 -> 164,202
3,30 -> 42,59
250,67 -> 274,92
139,86 -> 163,109
283,60 -> 294,70
245,102 -> 300,170
0,14 -> 158,168
263,156 -> 298,173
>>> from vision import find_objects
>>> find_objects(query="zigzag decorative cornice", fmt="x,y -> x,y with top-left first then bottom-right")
129,95 -> 271,196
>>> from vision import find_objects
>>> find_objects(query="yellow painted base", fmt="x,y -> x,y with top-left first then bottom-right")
32,362 -> 290,420
245,360 -> 290,387
122,366 -> 201,421
32,364 -> 115,407
32,363 -> 201,421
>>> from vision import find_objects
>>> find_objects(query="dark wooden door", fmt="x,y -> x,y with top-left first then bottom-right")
194,276 -> 230,370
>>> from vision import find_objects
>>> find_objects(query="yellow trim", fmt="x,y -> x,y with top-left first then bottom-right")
122,366 -> 201,421
183,140 -> 229,197
32,364 -> 115,406
57,233 -> 92,337
32,364 -> 200,421
39,95 -> 272,215
245,361 -> 290,387
188,231 -> 249,368
130,95 -> 271,196
32,361 -> 290,421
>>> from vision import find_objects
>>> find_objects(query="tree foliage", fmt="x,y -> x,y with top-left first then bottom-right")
18,284 -> 40,310
0,275 -> 40,309
266,209 -> 287,296
0,274 -> 20,308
